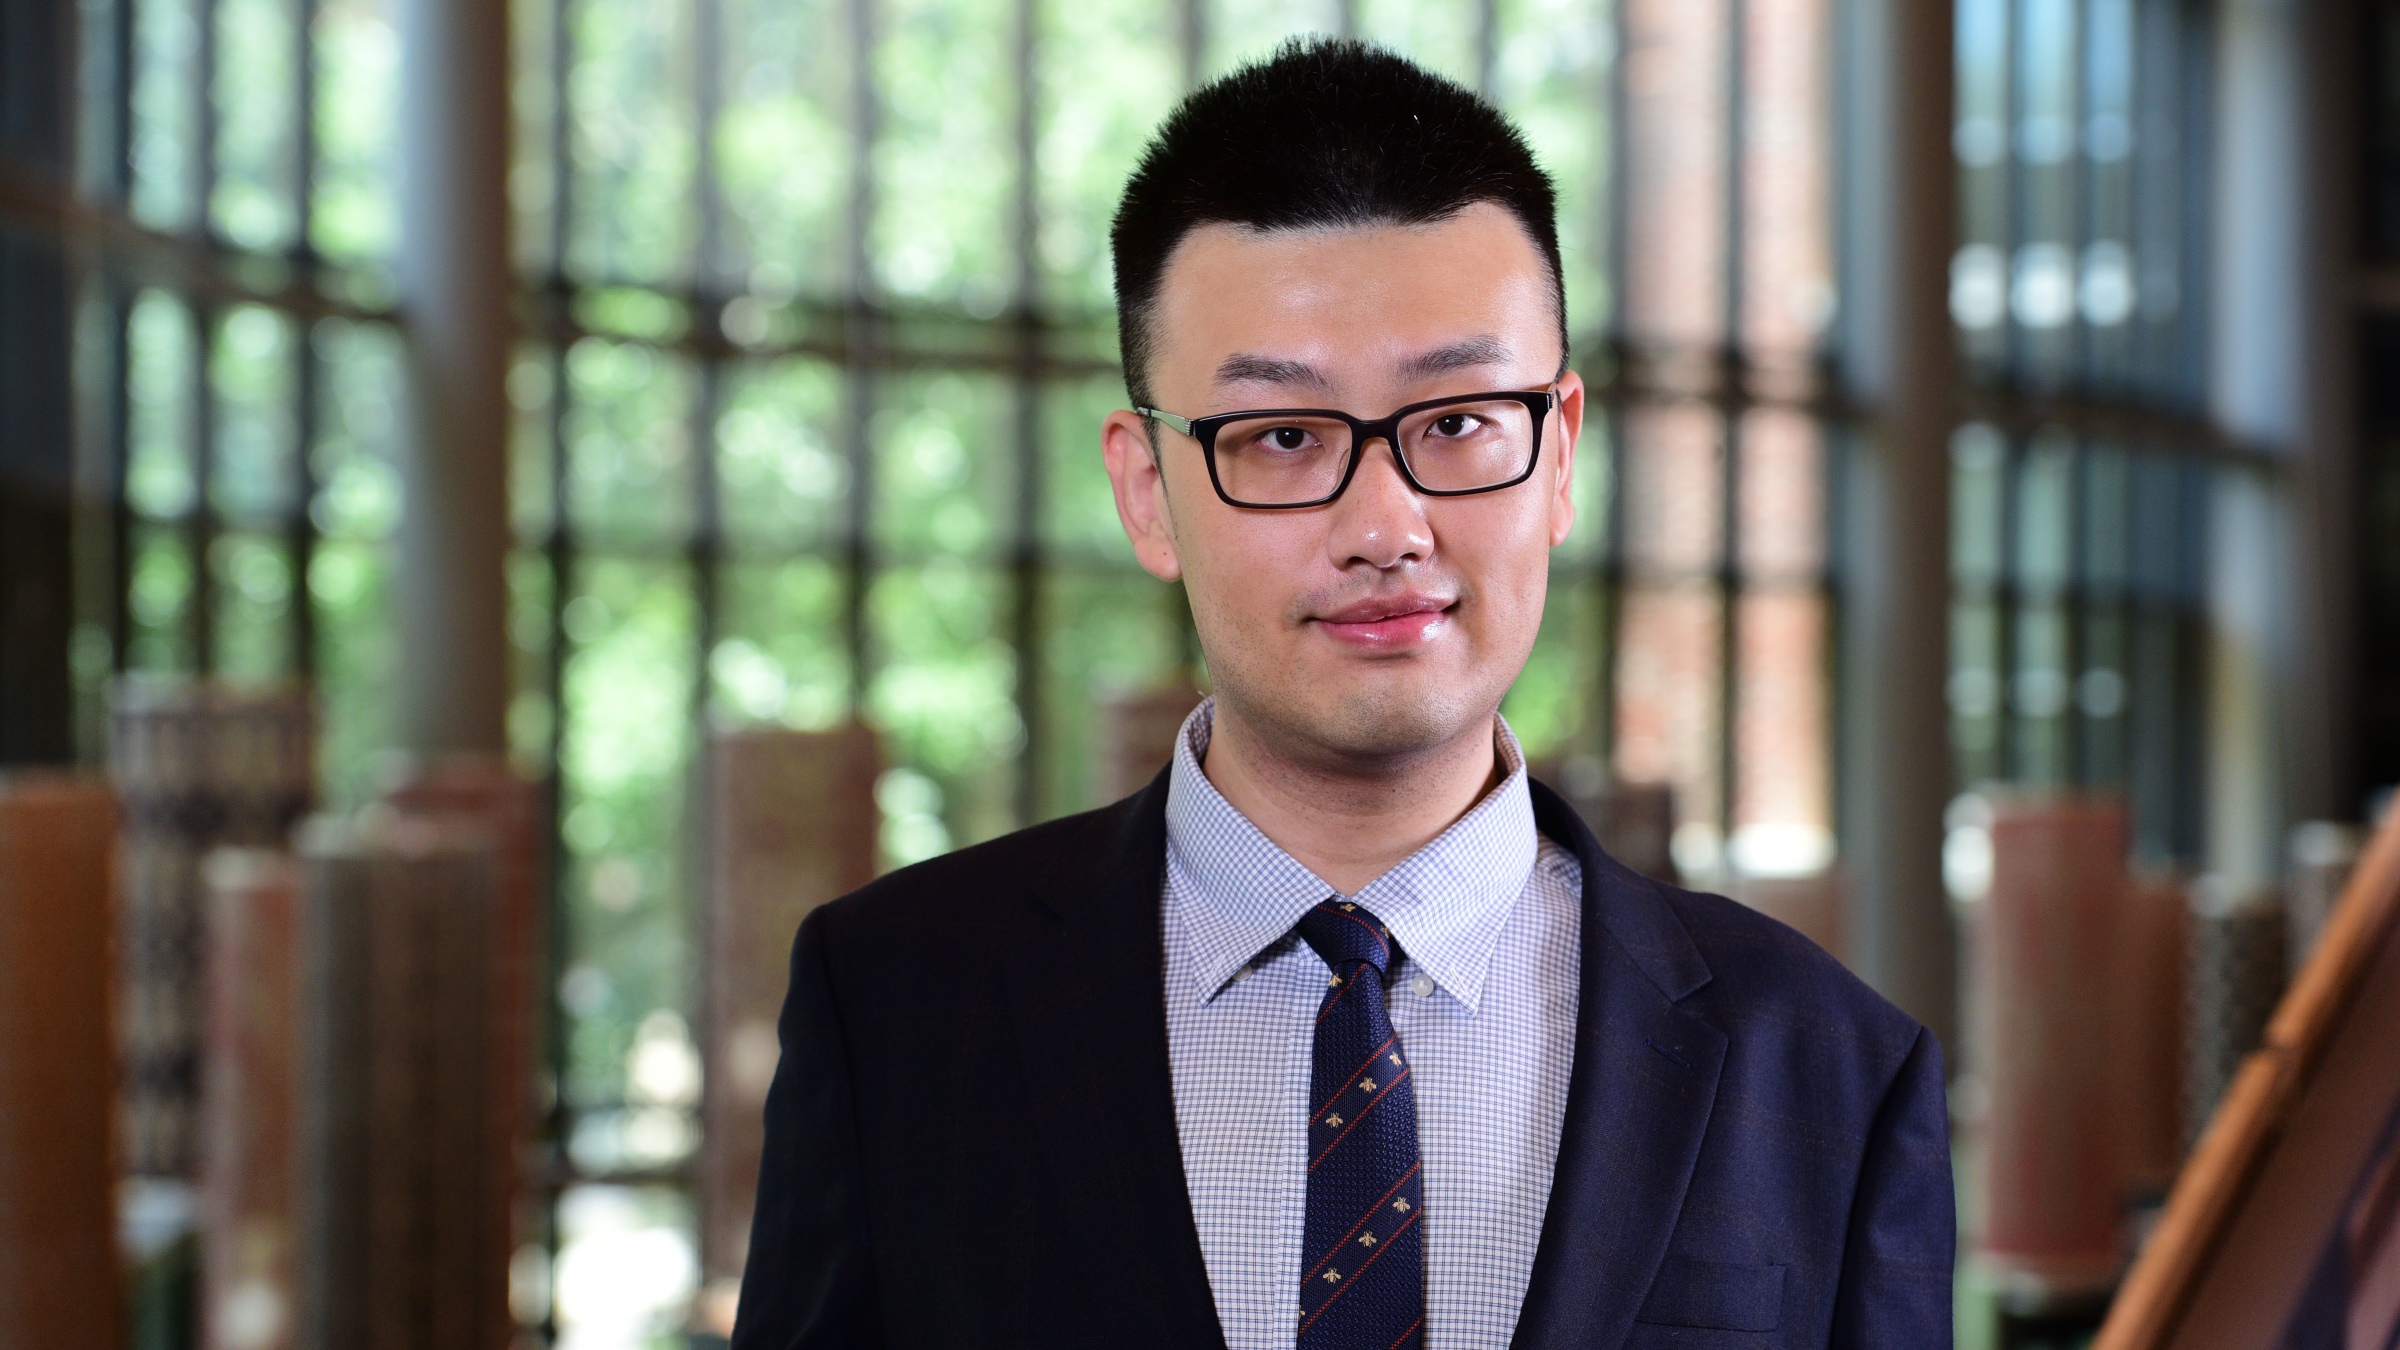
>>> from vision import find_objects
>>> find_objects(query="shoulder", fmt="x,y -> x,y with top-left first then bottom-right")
813,795 -> 1137,940
1642,871 -> 1934,1098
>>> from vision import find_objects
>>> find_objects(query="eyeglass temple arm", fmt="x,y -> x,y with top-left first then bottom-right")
1135,407 -> 1193,435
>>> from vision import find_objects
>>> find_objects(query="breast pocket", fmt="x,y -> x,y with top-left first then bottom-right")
1631,1255 -> 1785,1334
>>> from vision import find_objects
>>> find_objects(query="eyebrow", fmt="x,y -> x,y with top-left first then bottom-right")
1212,353 -> 1331,391
1210,336 -> 1515,397
1396,335 -> 1512,381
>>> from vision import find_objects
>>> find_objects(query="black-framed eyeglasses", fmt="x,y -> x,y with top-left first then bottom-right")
1136,386 -> 1559,509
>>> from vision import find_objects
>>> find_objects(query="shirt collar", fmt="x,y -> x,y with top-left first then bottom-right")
1163,697 -> 1540,1015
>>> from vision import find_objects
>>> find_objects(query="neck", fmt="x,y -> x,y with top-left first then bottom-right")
1199,699 -> 1504,896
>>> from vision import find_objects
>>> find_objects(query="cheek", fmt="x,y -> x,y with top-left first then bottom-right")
1444,502 -> 1556,626
1181,512 -> 1319,629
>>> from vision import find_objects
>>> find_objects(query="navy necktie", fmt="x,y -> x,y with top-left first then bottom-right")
1294,899 -> 1426,1350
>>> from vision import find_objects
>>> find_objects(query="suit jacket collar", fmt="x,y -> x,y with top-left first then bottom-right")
1511,779 -> 1728,1349
1000,771 -> 1229,1345
1005,770 -> 1727,1349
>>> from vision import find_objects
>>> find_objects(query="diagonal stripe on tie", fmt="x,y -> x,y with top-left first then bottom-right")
1294,898 -> 1425,1350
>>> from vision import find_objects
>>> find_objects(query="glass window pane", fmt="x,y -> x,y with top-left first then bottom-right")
718,358 -> 846,554
558,557 -> 699,1110
1505,573 -> 1609,764
1619,0 -> 1729,349
1739,0 -> 1831,357
567,0 -> 698,286
212,305 -> 303,525
1620,404 -> 1722,578
874,0 -> 1013,308
717,0 -> 851,297
1034,569 -> 1185,816
131,0 -> 204,231
2013,432 -> 2074,595
1737,408 -> 1822,583
865,561 -> 1019,857
1613,581 -> 1725,876
128,522 -> 198,672
1207,0 -> 1340,78
510,345 -> 559,543
1036,0 -> 1179,311
713,558 -> 851,729
128,290 -> 200,521
1358,0 -> 1481,93
210,532 -> 297,678
507,548 -> 557,775
1731,587 -> 1831,872
1951,596 -> 2002,783
1951,423 -> 2006,586
551,1185 -> 698,1340
565,338 -> 699,545
212,0 -> 302,252
1495,0 -> 1615,340
312,536 -> 397,804
1040,375 -> 1133,559
872,372 -> 1014,561
313,0 -> 401,266
310,317 -> 405,540
1551,407 -> 1611,567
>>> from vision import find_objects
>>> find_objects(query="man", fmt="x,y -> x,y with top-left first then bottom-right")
734,39 -> 1952,1350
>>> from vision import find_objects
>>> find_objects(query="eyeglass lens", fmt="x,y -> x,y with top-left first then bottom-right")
1211,397 -> 1540,506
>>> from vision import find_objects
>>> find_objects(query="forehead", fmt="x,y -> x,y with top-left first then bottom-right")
1148,203 -> 1560,393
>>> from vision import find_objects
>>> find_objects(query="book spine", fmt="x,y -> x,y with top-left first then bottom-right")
697,724 -> 881,1325
0,777 -> 123,1350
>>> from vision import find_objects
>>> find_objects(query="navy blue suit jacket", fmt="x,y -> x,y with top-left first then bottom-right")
732,772 -> 1954,1348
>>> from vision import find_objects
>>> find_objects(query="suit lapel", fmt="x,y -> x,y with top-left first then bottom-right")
999,772 -> 1226,1347
1512,783 -> 1729,1350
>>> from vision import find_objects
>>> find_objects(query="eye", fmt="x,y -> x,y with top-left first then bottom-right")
1261,425 -> 1313,451
1431,413 -> 1478,438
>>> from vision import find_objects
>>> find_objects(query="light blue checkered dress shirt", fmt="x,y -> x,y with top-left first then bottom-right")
1163,699 -> 1583,1350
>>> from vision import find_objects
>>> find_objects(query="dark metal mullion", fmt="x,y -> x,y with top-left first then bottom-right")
1995,437 -> 2023,781
1594,0 -> 1632,768
190,0 -> 224,674
841,0 -> 880,711
2063,439 -> 2089,789
1715,0 -> 1747,860
2000,0 -> 2025,387
107,288 -> 135,676
1178,0 -> 1206,90
291,0 -> 321,680
2069,0 -> 2095,391
196,0 -> 221,240
1475,0 -> 1500,100
692,0 -> 727,728
1007,0 -> 1044,828
537,0 -> 579,1337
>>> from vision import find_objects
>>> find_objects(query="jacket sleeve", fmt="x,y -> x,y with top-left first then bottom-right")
1829,1024 -> 1956,1349
730,907 -> 883,1350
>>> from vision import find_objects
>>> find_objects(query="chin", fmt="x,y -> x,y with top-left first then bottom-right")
1232,667 -> 1500,767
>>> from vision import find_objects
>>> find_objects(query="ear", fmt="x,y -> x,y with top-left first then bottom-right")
1103,409 -> 1185,581
1546,371 -> 1585,548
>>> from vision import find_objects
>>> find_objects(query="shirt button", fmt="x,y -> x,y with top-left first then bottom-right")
1231,964 -> 1253,983
1411,973 -> 1435,998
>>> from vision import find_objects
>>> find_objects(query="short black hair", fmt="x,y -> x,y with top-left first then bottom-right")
1110,38 -> 1566,411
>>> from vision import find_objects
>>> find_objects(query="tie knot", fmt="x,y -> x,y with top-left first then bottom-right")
1296,900 -> 1395,980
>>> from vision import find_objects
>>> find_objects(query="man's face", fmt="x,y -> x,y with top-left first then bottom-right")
1102,202 -> 1583,770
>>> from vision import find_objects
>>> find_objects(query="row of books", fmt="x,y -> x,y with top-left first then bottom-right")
1955,795 -> 2369,1312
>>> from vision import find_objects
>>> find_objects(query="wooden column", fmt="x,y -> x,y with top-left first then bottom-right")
394,0 -> 512,756
1831,0 -> 1958,1051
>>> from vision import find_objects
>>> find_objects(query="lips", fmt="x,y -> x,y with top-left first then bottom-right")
1309,593 -> 1456,650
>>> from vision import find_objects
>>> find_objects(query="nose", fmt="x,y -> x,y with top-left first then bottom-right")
1326,436 -> 1434,571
